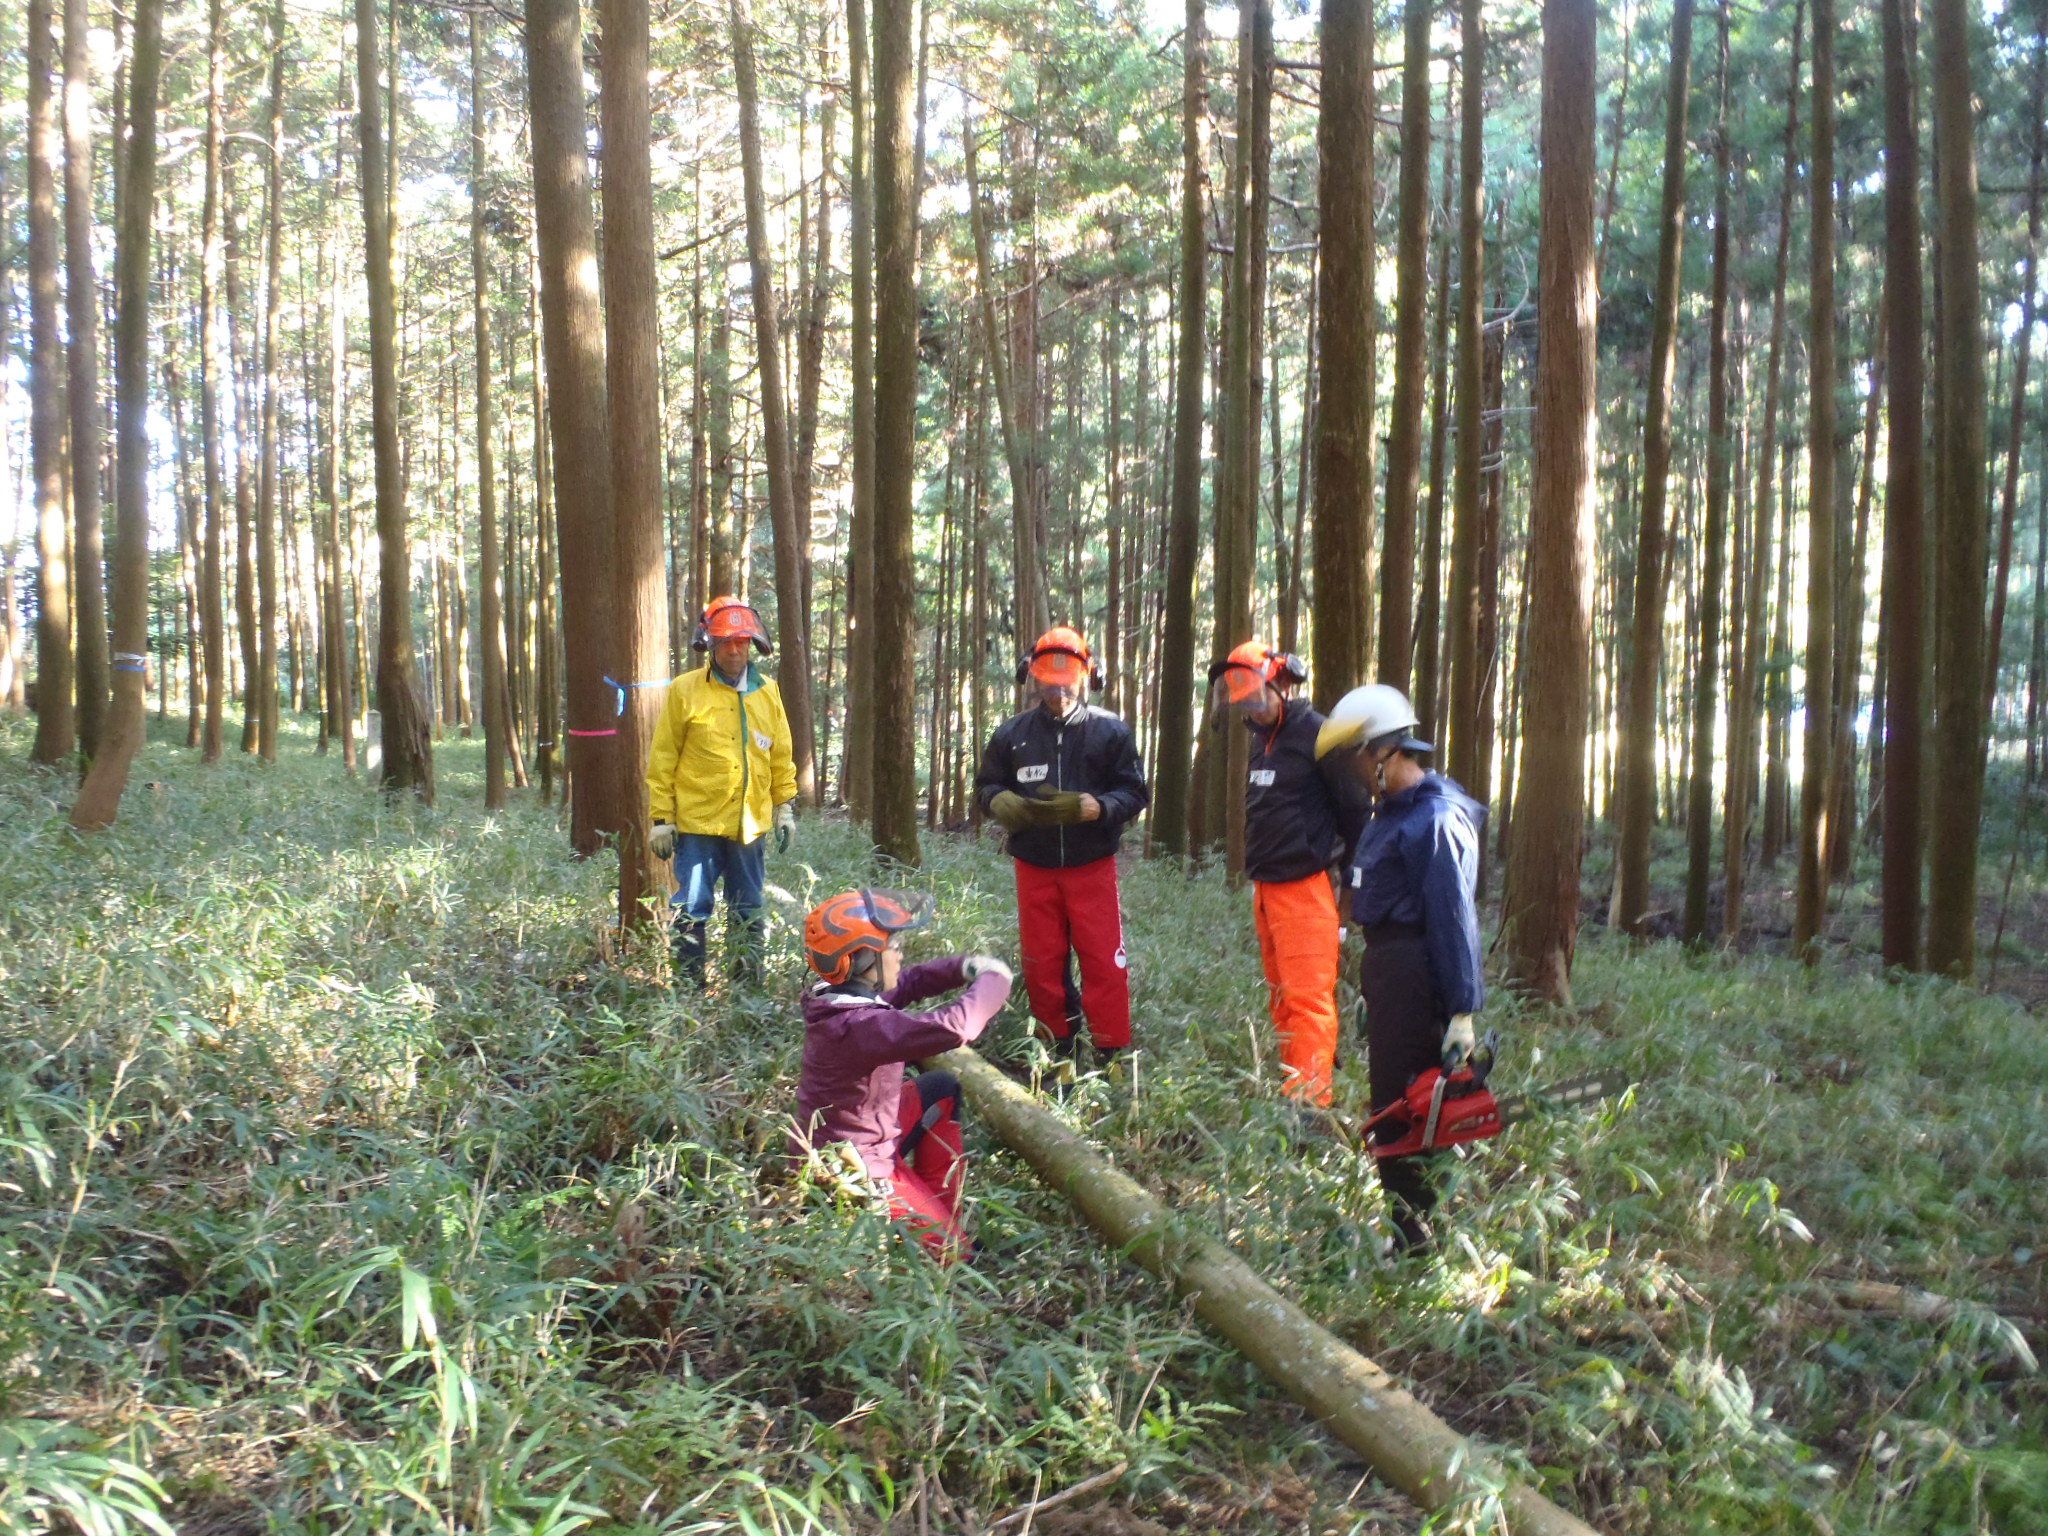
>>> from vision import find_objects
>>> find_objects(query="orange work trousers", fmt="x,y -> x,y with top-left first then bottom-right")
1252,873 -> 1341,1105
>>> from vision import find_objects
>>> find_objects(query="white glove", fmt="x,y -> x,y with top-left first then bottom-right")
1441,1013 -> 1476,1073
650,822 -> 678,860
962,954 -> 1014,986
774,801 -> 796,855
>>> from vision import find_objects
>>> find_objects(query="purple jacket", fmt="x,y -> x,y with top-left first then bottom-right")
795,957 -> 1012,1177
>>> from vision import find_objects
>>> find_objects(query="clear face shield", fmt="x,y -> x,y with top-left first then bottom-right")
1209,664 -> 1284,726
1027,653 -> 1091,716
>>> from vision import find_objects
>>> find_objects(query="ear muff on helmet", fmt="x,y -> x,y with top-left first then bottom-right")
1019,629 -> 1104,692
1273,651 -> 1308,687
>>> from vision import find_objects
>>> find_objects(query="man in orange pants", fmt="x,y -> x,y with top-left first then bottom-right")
1210,641 -> 1366,1104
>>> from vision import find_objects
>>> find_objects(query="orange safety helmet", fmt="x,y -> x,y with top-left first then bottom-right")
803,888 -> 935,985
693,595 -> 773,654
1207,639 -> 1306,706
1015,626 -> 1104,692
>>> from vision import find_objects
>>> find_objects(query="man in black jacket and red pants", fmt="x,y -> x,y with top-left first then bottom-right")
977,627 -> 1150,1066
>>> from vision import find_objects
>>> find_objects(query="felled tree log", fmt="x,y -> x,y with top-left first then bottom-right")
935,1046 -> 1600,1536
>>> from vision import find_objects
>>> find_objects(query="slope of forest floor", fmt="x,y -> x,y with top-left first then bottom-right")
2,718 -> 2043,1536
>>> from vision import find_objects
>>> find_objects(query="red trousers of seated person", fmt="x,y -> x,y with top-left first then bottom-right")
1014,855 -> 1132,1050
890,1071 -> 968,1260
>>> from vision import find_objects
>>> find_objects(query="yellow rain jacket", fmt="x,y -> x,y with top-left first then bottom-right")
647,662 -> 798,841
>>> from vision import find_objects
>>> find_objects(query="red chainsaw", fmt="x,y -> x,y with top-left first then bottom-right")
1358,1033 -> 1620,1158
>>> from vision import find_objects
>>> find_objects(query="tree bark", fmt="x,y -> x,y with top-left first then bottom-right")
1683,9 -> 1731,945
198,0 -> 229,765
731,0 -> 818,810
1151,0 -> 1207,857
602,0 -> 672,924
1987,15 -> 2045,724
70,0 -> 160,830
1925,0 -> 1987,977
1794,0 -> 1837,960
1503,0 -> 1599,1005
472,14 -> 508,810
63,0 -> 105,761
1879,0 -> 1925,969
355,0 -> 433,801
869,0 -> 921,865
1313,0 -> 1374,711
1612,0 -> 1694,938
1379,0 -> 1434,693
527,0 -> 615,848
254,0 -> 285,761
27,0 -> 74,769
844,0 -> 876,822
1445,0 -> 1484,784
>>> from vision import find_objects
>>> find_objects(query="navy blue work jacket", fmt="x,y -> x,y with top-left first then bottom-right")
1244,699 -> 1370,883
1347,772 -> 1487,1016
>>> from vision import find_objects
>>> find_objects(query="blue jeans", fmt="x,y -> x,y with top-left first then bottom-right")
671,833 -> 767,923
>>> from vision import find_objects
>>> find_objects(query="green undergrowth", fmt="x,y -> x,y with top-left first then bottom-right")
1,716 -> 2042,1535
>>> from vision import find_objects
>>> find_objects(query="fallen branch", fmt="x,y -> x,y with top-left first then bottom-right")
985,1462 -> 1128,1533
1814,1279 -> 2039,1370
934,1046 -> 1600,1536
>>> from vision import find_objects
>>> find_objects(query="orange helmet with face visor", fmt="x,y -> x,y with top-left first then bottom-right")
803,888 -> 935,986
1016,626 -> 1104,699
693,595 -> 773,654
1207,639 -> 1305,720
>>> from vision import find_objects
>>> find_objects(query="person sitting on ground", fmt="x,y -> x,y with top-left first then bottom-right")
796,888 -> 1014,1260
647,596 -> 799,989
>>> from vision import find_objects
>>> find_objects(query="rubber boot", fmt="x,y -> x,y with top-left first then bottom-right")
672,917 -> 708,991
729,912 -> 768,989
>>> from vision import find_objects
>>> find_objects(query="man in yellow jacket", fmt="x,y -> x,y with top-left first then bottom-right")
647,596 -> 799,987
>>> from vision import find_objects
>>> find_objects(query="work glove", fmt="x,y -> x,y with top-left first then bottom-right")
989,791 -> 1038,832
1441,1013 -> 1477,1074
1034,791 -> 1089,825
649,822 -> 678,860
774,801 -> 797,855
962,954 -> 1014,986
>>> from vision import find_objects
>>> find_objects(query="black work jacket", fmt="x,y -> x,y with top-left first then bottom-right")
1244,698 -> 1370,883
976,704 -> 1150,868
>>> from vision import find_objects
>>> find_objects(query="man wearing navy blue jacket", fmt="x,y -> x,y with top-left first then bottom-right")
1316,683 -> 1486,1255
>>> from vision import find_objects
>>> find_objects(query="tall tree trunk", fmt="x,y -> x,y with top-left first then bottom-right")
843,0 -> 876,823
1683,8 -> 1731,945
355,0 -> 433,800
1612,0 -> 1694,938
1151,0 -> 1207,856
1794,0 -> 1837,960
1415,99 -> 1456,744
1213,0 -> 1271,877
28,0 -> 74,769
1379,0 -> 1433,692
71,0 -> 161,829
255,0 -> 284,761
1987,15 -> 2046,720
322,70 -> 355,772
731,0 -> 818,808
63,0 -> 105,762
1445,0 -> 1484,783
1925,0 -> 1987,977
1503,0 -> 1599,1005
602,0 -> 671,925
869,0 -> 921,865
1879,0 -> 1925,969
472,13 -> 508,810
226,167 -> 260,754
198,0 -> 228,765
1313,0 -> 1374,710
527,0 -> 614,848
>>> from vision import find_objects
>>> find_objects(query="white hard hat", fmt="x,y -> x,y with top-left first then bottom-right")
1314,683 -> 1434,760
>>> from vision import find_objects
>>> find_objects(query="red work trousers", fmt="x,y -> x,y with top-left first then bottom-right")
889,1074 -> 968,1260
1014,855 -> 1133,1050
1253,873 -> 1341,1105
